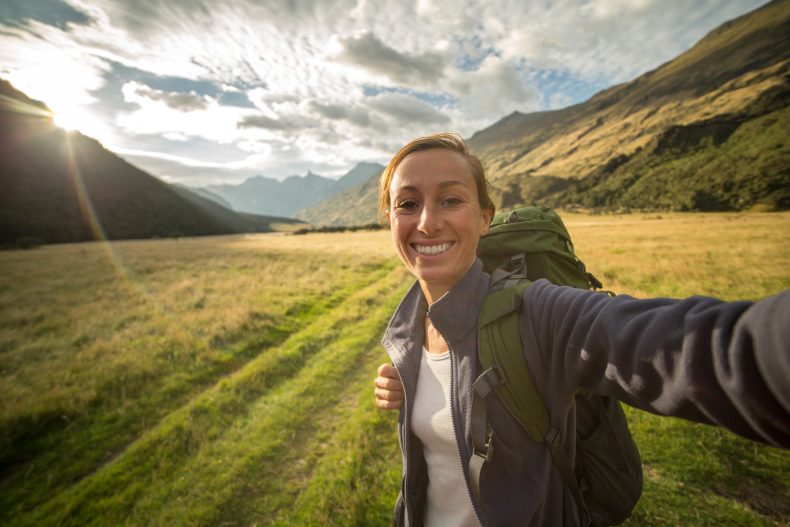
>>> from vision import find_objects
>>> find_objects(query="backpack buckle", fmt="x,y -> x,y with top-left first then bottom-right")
545,427 -> 561,448
472,366 -> 506,398
473,427 -> 496,462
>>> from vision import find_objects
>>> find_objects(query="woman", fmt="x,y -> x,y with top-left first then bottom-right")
374,132 -> 789,526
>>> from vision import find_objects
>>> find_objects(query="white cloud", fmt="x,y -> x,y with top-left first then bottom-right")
118,81 -> 249,143
0,0 -> 772,186
448,55 -> 540,122
125,82 -> 209,111
112,146 -> 271,170
580,0 -> 655,20
366,93 -> 450,125
335,31 -> 446,85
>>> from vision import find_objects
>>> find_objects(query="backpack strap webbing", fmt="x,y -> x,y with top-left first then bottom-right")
471,281 -> 591,526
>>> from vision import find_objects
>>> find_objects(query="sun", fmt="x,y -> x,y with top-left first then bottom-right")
53,106 -> 86,132
51,104 -> 113,142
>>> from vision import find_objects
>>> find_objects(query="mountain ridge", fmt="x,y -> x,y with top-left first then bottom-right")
204,162 -> 385,218
0,80 -> 303,245
299,0 -> 790,224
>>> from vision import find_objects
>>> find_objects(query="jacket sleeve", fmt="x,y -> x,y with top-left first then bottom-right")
519,279 -> 790,448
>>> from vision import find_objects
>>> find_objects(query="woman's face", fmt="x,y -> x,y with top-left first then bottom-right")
387,148 -> 492,302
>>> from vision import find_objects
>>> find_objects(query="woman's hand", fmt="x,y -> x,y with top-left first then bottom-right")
375,363 -> 404,410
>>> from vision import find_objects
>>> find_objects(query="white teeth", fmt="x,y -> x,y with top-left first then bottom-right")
413,242 -> 452,255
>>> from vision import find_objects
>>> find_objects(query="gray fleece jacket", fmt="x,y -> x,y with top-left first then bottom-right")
381,259 -> 790,527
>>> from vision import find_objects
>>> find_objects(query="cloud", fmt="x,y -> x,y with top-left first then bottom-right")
310,101 -> 371,127
580,0 -> 655,20
112,145 -> 271,170
0,0 -> 773,188
124,82 -> 209,111
365,92 -> 450,125
490,0 -> 768,84
237,113 -> 319,131
447,56 -> 540,121
0,20 -> 108,106
118,81 -> 254,143
336,31 -> 446,85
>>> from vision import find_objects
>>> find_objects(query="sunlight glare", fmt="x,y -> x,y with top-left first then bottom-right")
53,107 -> 82,132
52,103 -> 113,143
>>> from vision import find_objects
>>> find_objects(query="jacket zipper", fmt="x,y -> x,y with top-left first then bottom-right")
390,354 -> 411,524
427,312 -> 487,527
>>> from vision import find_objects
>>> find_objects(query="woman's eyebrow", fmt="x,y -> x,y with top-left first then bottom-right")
396,180 -> 471,192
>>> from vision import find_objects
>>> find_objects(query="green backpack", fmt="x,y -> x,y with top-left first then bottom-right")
470,206 -> 643,527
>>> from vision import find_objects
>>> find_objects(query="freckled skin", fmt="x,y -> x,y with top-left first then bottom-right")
386,149 -> 492,305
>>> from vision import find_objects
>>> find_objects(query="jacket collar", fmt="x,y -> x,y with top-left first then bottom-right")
427,259 -> 490,349
383,258 -> 490,357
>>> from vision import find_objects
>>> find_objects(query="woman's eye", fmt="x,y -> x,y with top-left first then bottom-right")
396,200 -> 419,210
442,197 -> 463,207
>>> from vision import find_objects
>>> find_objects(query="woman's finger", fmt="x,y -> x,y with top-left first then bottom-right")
374,375 -> 404,391
375,395 -> 403,410
375,386 -> 405,401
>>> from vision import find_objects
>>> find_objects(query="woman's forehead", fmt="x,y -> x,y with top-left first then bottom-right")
390,149 -> 474,191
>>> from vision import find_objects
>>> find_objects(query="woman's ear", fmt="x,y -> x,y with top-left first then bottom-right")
480,208 -> 493,235
385,210 -> 392,224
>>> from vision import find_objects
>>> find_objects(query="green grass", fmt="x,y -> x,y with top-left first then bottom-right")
1,217 -> 788,526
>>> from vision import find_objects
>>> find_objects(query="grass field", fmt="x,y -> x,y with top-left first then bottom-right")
1,212 -> 788,526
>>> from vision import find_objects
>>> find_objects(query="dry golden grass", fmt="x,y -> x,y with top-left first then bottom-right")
564,211 -> 790,299
0,232 -> 396,429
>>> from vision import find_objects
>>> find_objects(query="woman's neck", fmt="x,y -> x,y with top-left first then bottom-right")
423,315 -> 449,355
419,281 -> 450,305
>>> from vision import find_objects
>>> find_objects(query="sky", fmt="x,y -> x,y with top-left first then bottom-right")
0,0 -> 771,187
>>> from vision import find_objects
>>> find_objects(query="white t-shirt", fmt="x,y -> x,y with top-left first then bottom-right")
411,348 -> 481,527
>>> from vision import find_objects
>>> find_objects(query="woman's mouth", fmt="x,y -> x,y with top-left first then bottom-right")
411,242 -> 454,256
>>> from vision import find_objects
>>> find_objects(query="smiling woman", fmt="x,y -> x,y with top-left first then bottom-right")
374,132 -> 790,527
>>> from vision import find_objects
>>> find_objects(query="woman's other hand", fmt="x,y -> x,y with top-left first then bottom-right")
375,363 -> 404,410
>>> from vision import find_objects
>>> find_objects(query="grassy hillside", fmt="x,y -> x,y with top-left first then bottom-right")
296,172 -> 382,226
519,94 -> 790,211
0,79 -> 292,245
1,214 -> 788,525
471,0 -> 790,212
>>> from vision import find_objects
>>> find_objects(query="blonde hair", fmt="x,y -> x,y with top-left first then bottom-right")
378,132 -> 496,218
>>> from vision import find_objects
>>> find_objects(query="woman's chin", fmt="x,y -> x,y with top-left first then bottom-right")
413,266 -> 463,291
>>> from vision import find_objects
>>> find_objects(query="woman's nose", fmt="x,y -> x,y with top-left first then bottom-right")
418,204 -> 442,235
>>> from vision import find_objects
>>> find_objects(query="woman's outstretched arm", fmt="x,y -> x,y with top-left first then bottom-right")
521,281 -> 790,448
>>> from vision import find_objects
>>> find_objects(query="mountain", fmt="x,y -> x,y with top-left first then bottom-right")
300,0 -> 790,224
169,185 -> 304,232
468,0 -> 790,211
205,172 -> 334,217
294,162 -> 385,225
180,185 -> 234,209
330,161 -> 386,193
0,80 -> 302,245
296,170 -> 382,226
205,162 -> 385,218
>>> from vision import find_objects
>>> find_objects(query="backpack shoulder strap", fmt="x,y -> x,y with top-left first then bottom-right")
471,280 -> 591,526
477,281 -> 548,441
